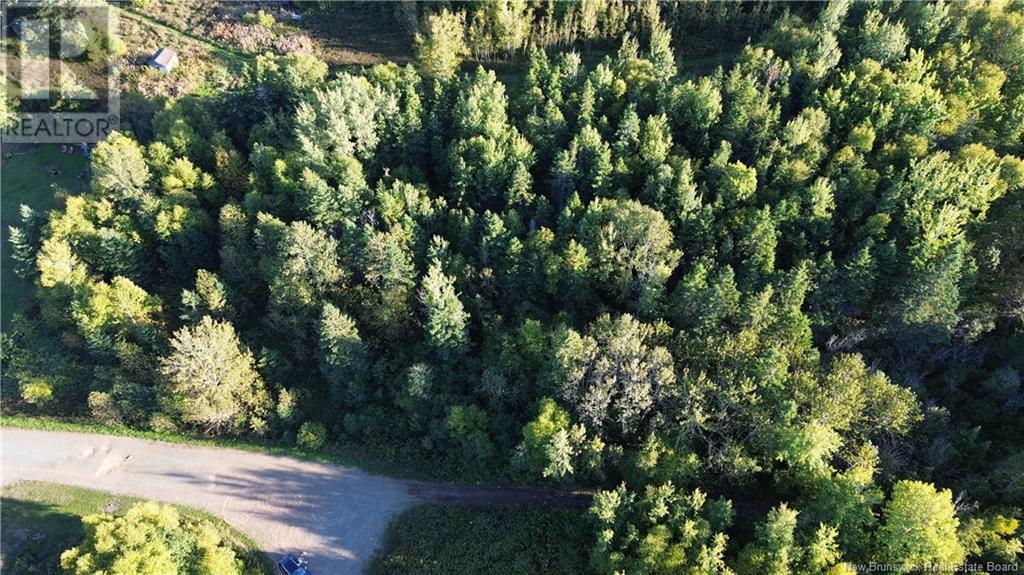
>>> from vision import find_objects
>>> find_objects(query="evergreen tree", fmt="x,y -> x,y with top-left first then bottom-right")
419,258 -> 469,360
268,220 -> 347,312
318,302 -> 369,405
8,204 -> 43,279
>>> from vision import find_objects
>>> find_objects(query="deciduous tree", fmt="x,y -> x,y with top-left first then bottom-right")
161,316 -> 270,435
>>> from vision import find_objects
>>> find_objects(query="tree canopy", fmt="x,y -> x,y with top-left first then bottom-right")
60,502 -> 243,575
7,1 -> 1024,573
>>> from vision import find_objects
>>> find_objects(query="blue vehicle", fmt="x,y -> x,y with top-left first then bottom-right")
277,553 -> 311,575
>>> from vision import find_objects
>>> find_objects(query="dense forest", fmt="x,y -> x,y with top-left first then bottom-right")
4,0 -> 1024,572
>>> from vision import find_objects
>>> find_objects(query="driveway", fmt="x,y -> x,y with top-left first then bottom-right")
1,427 -> 592,574
2,427 -> 414,574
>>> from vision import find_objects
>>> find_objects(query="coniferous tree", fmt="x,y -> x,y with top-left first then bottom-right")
419,258 -> 469,360
318,302 -> 369,405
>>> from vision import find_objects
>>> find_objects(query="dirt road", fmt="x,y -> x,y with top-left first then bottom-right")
1,427 -> 591,574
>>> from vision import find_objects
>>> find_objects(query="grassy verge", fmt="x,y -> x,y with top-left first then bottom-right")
1,413 -> 360,465
366,503 -> 593,575
0,480 -> 270,575
0,145 -> 88,330
0,414 -> 512,485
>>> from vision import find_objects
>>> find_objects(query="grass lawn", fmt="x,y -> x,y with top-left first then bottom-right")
1,145 -> 88,330
366,504 -> 593,575
0,480 -> 269,575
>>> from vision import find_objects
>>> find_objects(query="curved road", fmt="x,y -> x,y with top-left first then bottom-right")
1,427 -> 589,574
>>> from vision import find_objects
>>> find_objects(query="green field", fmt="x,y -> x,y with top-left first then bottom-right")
0,480 -> 269,575
1,145 -> 88,330
366,504 -> 592,575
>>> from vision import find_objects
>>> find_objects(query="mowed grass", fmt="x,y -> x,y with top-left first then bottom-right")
366,504 -> 592,575
1,145 -> 88,330
0,480 -> 270,575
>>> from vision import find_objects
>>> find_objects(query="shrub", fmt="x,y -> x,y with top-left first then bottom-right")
275,33 -> 316,55
249,416 -> 269,437
149,413 -> 179,434
275,387 -> 298,429
107,34 -> 128,57
88,391 -> 121,425
297,421 -> 327,451
368,504 -> 590,575
20,378 -> 53,405
111,382 -> 157,426
60,501 -> 243,575
211,22 -> 275,54
243,10 -> 276,28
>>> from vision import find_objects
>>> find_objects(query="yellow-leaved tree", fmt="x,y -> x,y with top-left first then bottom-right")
60,501 -> 242,575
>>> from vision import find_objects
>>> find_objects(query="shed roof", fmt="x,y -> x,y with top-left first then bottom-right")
152,47 -> 178,67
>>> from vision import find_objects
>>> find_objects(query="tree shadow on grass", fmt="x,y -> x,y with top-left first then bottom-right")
0,498 -> 83,575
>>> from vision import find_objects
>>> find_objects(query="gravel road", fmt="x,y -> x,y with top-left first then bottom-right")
1,427 -> 593,574
2,427 -> 414,574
